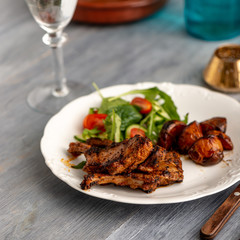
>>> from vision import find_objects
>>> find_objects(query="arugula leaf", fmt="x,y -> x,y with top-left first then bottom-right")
183,113 -> 189,124
151,100 -> 170,119
92,83 -> 128,114
146,111 -> 159,144
92,82 -> 104,99
140,113 -> 151,126
109,87 -> 159,101
98,98 -> 128,114
108,87 -> 180,121
71,161 -> 86,169
156,89 -> 180,120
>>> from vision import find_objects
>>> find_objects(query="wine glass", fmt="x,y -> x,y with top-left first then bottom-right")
25,0 -> 89,114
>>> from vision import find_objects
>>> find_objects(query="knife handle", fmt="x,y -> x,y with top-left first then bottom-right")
200,184 -> 240,239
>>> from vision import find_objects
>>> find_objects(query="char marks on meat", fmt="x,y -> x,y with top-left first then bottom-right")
81,170 -> 183,193
80,142 -> 183,193
81,173 -> 159,193
68,138 -> 113,157
68,135 -> 183,193
138,145 -> 167,173
68,142 -> 90,157
81,173 -> 182,193
83,135 -> 153,175
86,138 -> 113,148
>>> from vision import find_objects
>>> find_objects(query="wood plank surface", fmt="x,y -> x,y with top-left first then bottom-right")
0,0 -> 239,240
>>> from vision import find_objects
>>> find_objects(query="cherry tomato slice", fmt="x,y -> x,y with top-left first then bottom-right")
130,128 -> 146,138
83,113 -> 108,131
130,97 -> 152,114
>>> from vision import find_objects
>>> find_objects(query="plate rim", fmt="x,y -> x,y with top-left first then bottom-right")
41,82 -> 240,204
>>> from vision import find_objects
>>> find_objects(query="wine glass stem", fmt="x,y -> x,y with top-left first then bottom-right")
51,45 -> 69,97
43,31 -> 69,97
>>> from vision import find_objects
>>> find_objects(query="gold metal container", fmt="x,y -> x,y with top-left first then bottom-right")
203,44 -> 240,92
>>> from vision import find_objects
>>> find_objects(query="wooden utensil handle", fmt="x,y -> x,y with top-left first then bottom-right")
200,184 -> 240,239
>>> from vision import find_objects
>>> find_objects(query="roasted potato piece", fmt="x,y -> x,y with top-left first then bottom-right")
177,121 -> 203,154
157,120 -> 186,150
207,130 -> 233,150
188,136 -> 224,166
200,117 -> 226,134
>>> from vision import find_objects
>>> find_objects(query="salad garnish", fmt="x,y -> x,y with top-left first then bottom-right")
74,84 -> 188,144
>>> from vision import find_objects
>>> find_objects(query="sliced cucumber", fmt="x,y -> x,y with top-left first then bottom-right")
74,131 -> 108,142
74,135 -> 86,142
125,124 -> 147,138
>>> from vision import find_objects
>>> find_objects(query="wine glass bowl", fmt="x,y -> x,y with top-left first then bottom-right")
25,0 -> 89,114
27,0 -> 77,34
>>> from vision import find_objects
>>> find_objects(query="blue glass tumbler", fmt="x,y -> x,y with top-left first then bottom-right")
184,0 -> 240,41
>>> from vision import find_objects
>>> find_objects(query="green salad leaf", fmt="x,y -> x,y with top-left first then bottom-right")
71,161 -> 86,169
156,89 -> 180,120
82,128 -> 101,138
105,110 -> 122,142
74,128 -> 106,142
183,113 -> 189,124
88,107 -> 99,114
107,105 -> 142,131
98,98 -> 128,114
108,87 -> 181,120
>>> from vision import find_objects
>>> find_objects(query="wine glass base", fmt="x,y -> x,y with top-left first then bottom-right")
27,81 -> 91,115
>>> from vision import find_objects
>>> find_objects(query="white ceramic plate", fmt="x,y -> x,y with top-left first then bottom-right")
41,82 -> 240,204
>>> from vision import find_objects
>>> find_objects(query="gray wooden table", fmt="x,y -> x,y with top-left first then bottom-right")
1,0 -> 240,239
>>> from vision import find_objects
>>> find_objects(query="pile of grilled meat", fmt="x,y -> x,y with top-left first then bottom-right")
68,136 -> 183,193
67,117 -> 233,193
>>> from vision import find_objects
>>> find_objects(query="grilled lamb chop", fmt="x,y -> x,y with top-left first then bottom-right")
138,145 -> 166,172
81,171 -> 183,193
68,138 -> 113,157
68,142 -> 90,157
81,173 -> 158,193
81,145 -> 183,193
83,135 -> 153,175
138,145 -> 182,173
